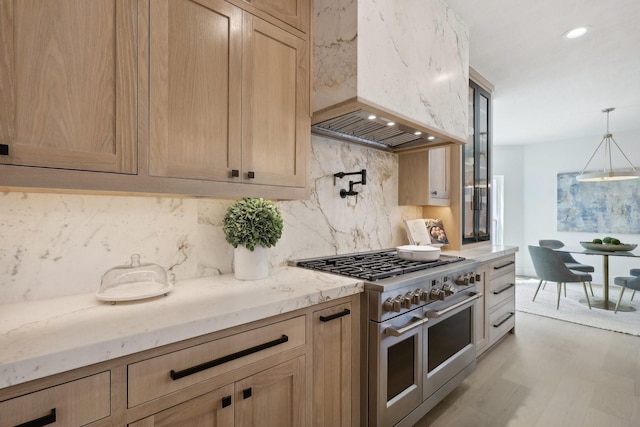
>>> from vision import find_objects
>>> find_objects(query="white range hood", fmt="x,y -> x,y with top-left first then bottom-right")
313,0 -> 469,152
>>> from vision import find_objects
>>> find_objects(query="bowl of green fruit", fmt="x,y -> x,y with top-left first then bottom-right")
580,237 -> 637,252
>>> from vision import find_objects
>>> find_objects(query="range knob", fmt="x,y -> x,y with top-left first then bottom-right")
469,274 -> 475,284
429,288 -> 446,301
455,275 -> 469,286
475,273 -> 482,282
383,297 -> 401,312
442,284 -> 455,296
411,290 -> 423,304
400,295 -> 412,309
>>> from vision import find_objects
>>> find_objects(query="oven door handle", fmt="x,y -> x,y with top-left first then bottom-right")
425,292 -> 483,318
384,315 -> 429,337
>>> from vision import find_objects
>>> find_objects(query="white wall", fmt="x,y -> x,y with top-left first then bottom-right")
493,145 -> 525,274
494,129 -> 640,284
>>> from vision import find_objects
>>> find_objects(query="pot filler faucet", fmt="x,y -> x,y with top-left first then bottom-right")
334,169 -> 367,200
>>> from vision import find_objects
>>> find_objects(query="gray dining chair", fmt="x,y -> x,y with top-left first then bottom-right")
613,274 -> 640,313
539,239 -> 595,296
528,245 -> 592,310
613,268 -> 640,312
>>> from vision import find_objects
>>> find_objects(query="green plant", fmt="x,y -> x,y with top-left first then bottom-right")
223,198 -> 283,251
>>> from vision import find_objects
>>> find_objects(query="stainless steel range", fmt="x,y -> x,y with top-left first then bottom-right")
296,249 -> 482,427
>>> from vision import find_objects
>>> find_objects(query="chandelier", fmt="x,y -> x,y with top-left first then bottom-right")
576,108 -> 640,182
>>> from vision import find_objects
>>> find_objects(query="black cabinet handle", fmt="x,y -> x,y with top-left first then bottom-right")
222,395 -> 232,408
493,312 -> 515,328
231,169 -> 239,178
0,144 -> 8,155
170,335 -> 289,380
15,408 -> 56,427
493,261 -> 515,270
493,283 -> 515,295
247,171 -> 255,179
243,388 -> 252,399
319,308 -> 351,322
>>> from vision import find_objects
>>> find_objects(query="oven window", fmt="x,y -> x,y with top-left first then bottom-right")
427,307 -> 471,372
387,336 -> 415,401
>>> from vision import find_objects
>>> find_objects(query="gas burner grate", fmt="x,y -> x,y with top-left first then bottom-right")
296,250 -> 465,281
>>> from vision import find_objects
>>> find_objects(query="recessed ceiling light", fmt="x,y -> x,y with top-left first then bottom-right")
427,136 -> 436,141
564,27 -> 588,39
414,131 -> 422,136
387,121 -> 395,126
367,114 -> 377,120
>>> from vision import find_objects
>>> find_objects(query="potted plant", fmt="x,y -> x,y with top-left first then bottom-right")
223,197 -> 283,280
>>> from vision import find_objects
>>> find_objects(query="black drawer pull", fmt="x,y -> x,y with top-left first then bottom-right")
493,260 -> 515,270
319,308 -> 351,322
15,408 -> 56,427
493,283 -> 515,295
493,312 -> 515,328
222,395 -> 232,408
0,144 -> 8,155
170,335 -> 289,380
243,387 -> 252,399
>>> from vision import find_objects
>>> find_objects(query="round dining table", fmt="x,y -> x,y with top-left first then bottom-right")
554,246 -> 639,311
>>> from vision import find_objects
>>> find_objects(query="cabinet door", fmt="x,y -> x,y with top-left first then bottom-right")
243,0 -> 308,33
235,356 -> 305,427
128,384 -> 234,427
0,372 -> 110,427
242,13 -> 308,188
312,303 -> 352,427
0,0 -> 137,173
428,147 -> 450,205
149,0 -> 242,181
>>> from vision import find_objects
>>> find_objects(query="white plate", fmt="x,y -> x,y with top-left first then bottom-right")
96,281 -> 174,302
396,245 -> 441,261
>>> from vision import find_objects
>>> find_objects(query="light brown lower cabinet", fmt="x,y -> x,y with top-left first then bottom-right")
128,384 -> 235,427
312,302 -> 354,427
129,356 -> 304,427
0,372 -> 111,427
0,295 -> 360,427
476,254 -> 516,357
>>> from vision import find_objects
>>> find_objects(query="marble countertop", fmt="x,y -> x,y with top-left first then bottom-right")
0,267 -> 361,390
0,245 -> 517,391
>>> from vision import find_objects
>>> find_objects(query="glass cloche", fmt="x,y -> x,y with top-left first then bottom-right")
96,254 -> 173,303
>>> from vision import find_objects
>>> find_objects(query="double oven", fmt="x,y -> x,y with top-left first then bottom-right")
296,249 -> 482,427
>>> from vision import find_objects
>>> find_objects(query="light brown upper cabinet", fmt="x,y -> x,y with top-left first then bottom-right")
241,13 -> 308,188
149,0 -> 308,188
0,0 -> 310,198
243,0 -> 308,33
398,147 -> 451,207
0,0 -> 137,173
148,0 -> 243,182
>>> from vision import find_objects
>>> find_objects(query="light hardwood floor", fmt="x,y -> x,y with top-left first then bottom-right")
414,312 -> 640,427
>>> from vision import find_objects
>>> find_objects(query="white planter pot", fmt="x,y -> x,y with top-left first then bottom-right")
233,245 -> 269,280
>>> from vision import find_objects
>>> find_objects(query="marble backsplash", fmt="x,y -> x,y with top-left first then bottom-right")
0,136 -> 421,303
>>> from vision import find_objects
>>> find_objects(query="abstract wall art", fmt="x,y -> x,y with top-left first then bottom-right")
557,172 -> 640,233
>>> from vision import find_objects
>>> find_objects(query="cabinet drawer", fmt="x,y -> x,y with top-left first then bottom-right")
128,315 -> 306,407
488,272 -> 515,309
488,299 -> 515,345
0,371 -> 110,427
489,255 -> 515,279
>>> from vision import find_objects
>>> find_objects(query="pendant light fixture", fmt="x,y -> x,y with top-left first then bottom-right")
576,108 -> 640,182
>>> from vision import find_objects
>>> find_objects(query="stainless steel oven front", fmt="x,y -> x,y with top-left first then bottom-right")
368,288 -> 481,427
